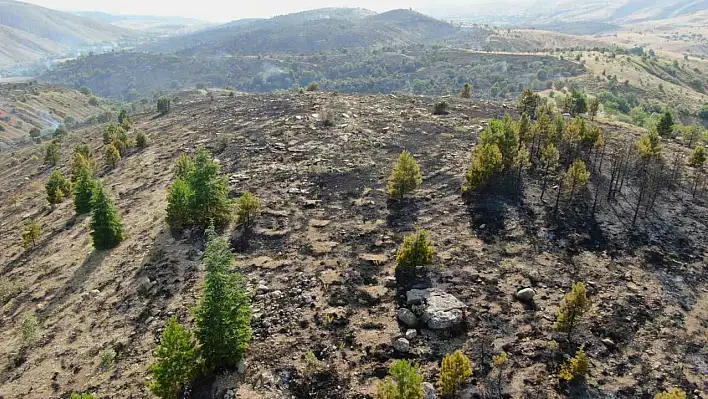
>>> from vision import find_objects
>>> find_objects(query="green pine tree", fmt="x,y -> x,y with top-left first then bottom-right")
656,111 -> 674,138
187,147 -> 232,228
395,230 -> 434,287
45,141 -> 61,166
194,227 -> 252,370
46,169 -> 72,205
166,179 -> 193,230
89,183 -> 125,250
74,164 -> 97,215
147,317 -> 201,399
376,360 -> 424,399
387,150 -> 423,199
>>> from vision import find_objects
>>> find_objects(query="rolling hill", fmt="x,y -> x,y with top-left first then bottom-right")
0,81 -> 117,149
0,0 -> 131,69
143,8 -> 459,56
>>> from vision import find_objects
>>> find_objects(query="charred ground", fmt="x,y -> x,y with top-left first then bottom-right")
0,92 -> 706,398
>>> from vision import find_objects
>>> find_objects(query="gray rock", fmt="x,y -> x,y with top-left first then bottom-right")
427,308 -> 464,330
516,288 -> 536,302
383,276 -> 397,288
136,277 -> 152,295
393,337 -> 410,353
602,338 -> 616,349
237,359 -> 246,374
423,382 -> 436,399
406,289 -> 466,330
406,288 -> 428,305
405,329 -> 417,340
397,308 -> 419,327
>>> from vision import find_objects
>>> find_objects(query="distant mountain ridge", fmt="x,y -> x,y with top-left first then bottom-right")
0,0 -> 131,68
143,8 -> 460,56
427,0 -> 708,26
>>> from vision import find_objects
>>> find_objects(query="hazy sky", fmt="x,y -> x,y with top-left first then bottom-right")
22,0 -> 531,22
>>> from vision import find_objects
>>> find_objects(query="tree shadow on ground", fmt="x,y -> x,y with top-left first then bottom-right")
465,177 -> 528,244
386,197 -> 420,230
38,247 -> 110,319
126,227 -> 198,339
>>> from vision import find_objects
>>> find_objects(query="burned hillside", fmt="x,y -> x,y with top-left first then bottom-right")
0,92 -> 706,398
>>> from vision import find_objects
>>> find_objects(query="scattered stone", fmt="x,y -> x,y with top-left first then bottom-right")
516,288 -> 536,303
602,338 -> 616,349
309,219 -> 331,228
405,329 -> 417,340
407,289 -> 466,330
358,253 -> 389,265
393,337 -> 410,353
383,276 -> 397,288
136,276 -> 152,295
237,359 -> 246,374
423,382 -> 436,399
397,308 -> 419,327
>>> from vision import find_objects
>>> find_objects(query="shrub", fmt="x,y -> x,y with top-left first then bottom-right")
79,86 -> 92,95
8,194 -> 20,208
395,230 -> 434,286
46,169 -> 72,205
157,97 -> 171,115
463,143 -> 503,192
700,105 -> 708,121
656,111 -> 674,138
113,127 -> 132,155
100,347 -> 116,370
174,153 -> 194,179
90,183 -> 125,250
387,150 -> 423,198
194,227 -> 252,370
21,220 -> 42,249
136,131 -> 148,148
235,191 -> 261,232
105,144 -> 121,168
71,145 -> 98,181
71,393 -> 96,399
166,179 -> 193,230
45,141 -> 61,165
376,359 -> 424,399
29,127 -> 41,138
559,346 -> 589,382
554,282 -> 591,343
687,146 -> 706,167
438,350 -> 472,398
306,82 -> 320,92
655,388 -> 687,399
21,313 -> 40,347
74,165 -> 97,215
320,107 -> 336,127
148,317 -> 200,399
460,83 -> 472,99
433,100 -> 448,115
88,96 -> 100,106
103,124 -> 117,145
